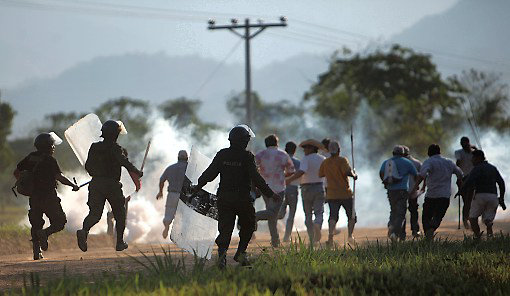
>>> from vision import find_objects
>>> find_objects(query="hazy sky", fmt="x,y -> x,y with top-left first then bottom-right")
0,0 -> 458,87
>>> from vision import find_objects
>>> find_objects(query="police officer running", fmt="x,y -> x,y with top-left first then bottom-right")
193,125 -> 278,268
14,132 -> 80,260
77,120 -> 142,252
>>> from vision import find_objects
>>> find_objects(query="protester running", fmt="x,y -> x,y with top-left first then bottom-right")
460,150 -> 506,238
319,140 -> 358,244
455,136 -> 478,229
156,150 -> 188,239
278,141 -> 301,242
14,132 -> 80,260
287,139 -> 326,244
403,146 -> 423,238
412,144 -> 463,240
255,134 -> 295,247
380,145 -> 417,241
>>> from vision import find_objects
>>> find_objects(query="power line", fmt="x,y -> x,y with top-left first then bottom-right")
193,39 -> 243,98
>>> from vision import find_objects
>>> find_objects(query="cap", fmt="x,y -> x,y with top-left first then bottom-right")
328,141 -> 340,154
178,150 -> 188,159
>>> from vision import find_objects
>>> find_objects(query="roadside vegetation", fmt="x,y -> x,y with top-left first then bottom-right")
10,234 -> 510,295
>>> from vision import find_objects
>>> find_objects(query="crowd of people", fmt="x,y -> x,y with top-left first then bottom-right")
12,121 -> 507,267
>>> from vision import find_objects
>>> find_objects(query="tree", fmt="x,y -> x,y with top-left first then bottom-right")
227,92 -> 305,150
453,69 -> 510,133
305,44 -> 464,158
159,97 -> 220,141
0,95 -> 16,169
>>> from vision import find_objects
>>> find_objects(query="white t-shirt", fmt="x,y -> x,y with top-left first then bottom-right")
299,153 -> 326,184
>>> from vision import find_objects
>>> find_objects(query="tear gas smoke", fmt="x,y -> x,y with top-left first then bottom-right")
18,112 -> 509,243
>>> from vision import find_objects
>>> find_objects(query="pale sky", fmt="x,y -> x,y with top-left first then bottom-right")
0,0 -> 458,88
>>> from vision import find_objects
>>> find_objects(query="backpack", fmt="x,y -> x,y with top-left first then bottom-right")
382,159 -> 402,188
13,156 -> 44,197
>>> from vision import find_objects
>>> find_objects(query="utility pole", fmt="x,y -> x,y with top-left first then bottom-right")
208,17 -> 287,127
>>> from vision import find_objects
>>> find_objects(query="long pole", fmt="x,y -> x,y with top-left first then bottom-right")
208,17 -> 287,127
244,18 -> 252,126
351,125 -> 356,219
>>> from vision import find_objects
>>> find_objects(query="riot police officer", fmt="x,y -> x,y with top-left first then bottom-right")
194,125 -> 279,268
76,120 -> 142,252
14,132 -> 79,260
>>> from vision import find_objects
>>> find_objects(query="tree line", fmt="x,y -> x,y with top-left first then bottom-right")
1,44 -> 509,208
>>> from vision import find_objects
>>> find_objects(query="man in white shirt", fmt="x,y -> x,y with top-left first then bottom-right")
454,136 -> 477,229
286,139 -> 326,244
255,135 -> 295,247
412,144 -> 463,239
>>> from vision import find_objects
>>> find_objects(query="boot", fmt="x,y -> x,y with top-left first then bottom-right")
233,250 -> 251,267
217,248 -> 227,269
36,229 -> 48,251
76,229 -> 88,252
116,234 -> 128,251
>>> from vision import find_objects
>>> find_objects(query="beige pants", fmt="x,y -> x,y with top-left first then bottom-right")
163,192 -> 180,226
469,193 -> 499,223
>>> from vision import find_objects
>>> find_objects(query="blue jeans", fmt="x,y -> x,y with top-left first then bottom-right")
256,191 -> 285,246
301,183 -> 325,242
278,186 -> 299,239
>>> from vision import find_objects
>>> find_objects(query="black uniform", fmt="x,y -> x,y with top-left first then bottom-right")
17,152 -> 67,252
197,146 -> 274,254
81,140 -> 141,241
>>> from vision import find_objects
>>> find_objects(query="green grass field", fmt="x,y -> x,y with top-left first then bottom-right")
9,234 -> 510,295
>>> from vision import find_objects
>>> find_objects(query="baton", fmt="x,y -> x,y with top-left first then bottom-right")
140,140 -> 151,172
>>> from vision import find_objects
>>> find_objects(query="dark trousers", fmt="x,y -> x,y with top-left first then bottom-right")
82,179 -> 126,242
327,199 -> 355,222
215,192 -> 256,254
422,197 -> 450,232
388,190 -> 408,240
29,194 -> 67,245
408,198 -> 420,232
461,189 -> 474,221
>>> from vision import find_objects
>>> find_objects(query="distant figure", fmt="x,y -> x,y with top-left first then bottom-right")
402,146 -> 423,238
14,132 -> 79,260
255,135 -> 295,247
455,136 -> 477,229
412,144 -> 463,240
287,139 -> 326,244
319,141 -> 358,244
460,150 -> 506,238
156,150 -> 188,239
194,125 -> 278,268
278,141 -> 301,242
380,145 -> 417,241
77,120 -> 142,252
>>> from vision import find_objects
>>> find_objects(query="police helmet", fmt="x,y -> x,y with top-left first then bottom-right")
34,132 -> 63,151
101,120 -> 128,139
228,124 -> 255,143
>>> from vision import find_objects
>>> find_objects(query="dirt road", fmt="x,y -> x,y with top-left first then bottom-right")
1,220 -> 509,291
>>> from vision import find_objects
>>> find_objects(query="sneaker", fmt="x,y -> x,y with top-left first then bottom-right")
37,229 -> 48,251
233,251 -> 251,267
412,231 -> 421,238
115,241 -> 129,251
347,236 -> 356,244
389,233 -> 398,242
313,224 -> 322,243
76,229 -> 88,252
